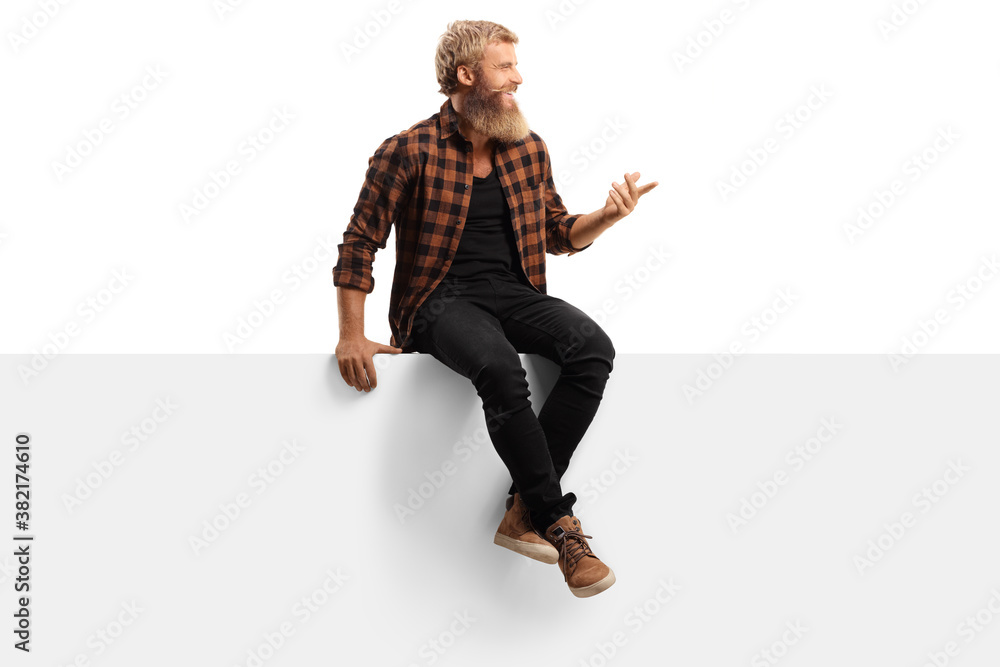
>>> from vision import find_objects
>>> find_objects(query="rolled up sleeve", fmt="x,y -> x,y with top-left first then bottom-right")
333,136 -> 412,293
539,139 -> 592,256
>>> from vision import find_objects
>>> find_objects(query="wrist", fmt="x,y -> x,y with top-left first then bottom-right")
601,208 -> 622,227
339,330 -> 366,342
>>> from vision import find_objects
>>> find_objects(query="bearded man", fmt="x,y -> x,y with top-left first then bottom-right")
333,19 -> 657,598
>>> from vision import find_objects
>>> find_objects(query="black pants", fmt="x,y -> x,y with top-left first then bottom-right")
407,271 -> 615,531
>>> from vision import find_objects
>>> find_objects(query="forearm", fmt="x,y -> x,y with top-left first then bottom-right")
567,208 -> 614,251
337,285 -> 367,339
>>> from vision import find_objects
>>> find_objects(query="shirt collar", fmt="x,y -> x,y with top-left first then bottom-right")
438,97 -> 461,141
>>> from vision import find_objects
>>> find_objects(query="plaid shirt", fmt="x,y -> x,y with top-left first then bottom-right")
333,97 -> 592,351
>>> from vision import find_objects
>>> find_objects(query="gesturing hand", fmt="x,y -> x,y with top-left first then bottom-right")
603,171 -> 658,225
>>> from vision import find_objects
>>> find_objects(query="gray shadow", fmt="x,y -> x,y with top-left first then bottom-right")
325,351 -> 566,605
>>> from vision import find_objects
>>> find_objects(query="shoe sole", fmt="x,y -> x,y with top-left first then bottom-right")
493,531 -> 560,564
570,569 -> 616,598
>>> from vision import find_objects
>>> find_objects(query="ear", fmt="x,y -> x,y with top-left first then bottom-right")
456,64 -> 476,88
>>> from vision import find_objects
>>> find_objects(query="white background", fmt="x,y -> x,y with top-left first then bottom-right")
3,3 -> 1000,664
3,0 -> 998,354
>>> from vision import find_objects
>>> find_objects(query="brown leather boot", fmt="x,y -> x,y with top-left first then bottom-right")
543,515 -> 615,597
493,493 -> 559,564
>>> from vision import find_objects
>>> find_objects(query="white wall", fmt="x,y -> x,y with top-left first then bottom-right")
2,0 -> 998,355
4,353 -> 999,664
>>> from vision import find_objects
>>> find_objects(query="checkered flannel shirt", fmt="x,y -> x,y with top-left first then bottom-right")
333,97 -> 591,351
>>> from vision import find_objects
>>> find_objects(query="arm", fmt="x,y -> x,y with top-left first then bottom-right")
338,283 -> 366,340
333,135 -> 412,293
333,137 -> 410,391
538,138 -> 593,256
567,209 -> 615,251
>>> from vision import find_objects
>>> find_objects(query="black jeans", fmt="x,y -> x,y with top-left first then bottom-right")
406,271 -> 615,532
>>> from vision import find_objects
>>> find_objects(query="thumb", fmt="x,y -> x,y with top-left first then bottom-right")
376,343 -> 402,354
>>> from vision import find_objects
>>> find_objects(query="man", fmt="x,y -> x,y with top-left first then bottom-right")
333,20 -> 657,598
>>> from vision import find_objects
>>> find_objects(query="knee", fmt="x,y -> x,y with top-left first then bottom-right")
591,327 -> 615,368
562,321 -> 615,372
469,353 -> 530,405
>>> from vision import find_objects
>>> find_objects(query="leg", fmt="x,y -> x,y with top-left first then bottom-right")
491,279 -> 616,498
409,278 -> 576,529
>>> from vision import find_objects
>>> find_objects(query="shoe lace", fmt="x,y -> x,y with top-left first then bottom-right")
553,529 -> 594,581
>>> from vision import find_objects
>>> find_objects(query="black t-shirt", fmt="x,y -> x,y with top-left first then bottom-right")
445,167 -> 530,284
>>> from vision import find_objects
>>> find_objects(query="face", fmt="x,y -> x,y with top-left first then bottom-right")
460,41 -> 530,143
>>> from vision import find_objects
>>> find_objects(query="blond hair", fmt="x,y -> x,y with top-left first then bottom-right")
435,20 -> 518,96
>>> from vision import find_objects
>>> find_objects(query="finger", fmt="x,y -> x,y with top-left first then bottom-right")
612,181 -> 634,210
625,172 -> 639,200
608,187 -> 627,215
342,359 -> 360,392
350,359 -> 368,392
638,181 -> 659,196
362,357 -> 377,391
338,358 -> 354,389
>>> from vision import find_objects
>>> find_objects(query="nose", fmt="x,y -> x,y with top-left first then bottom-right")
510,66 -> 523,86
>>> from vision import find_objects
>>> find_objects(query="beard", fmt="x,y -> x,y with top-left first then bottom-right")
461,70 -> 531,144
